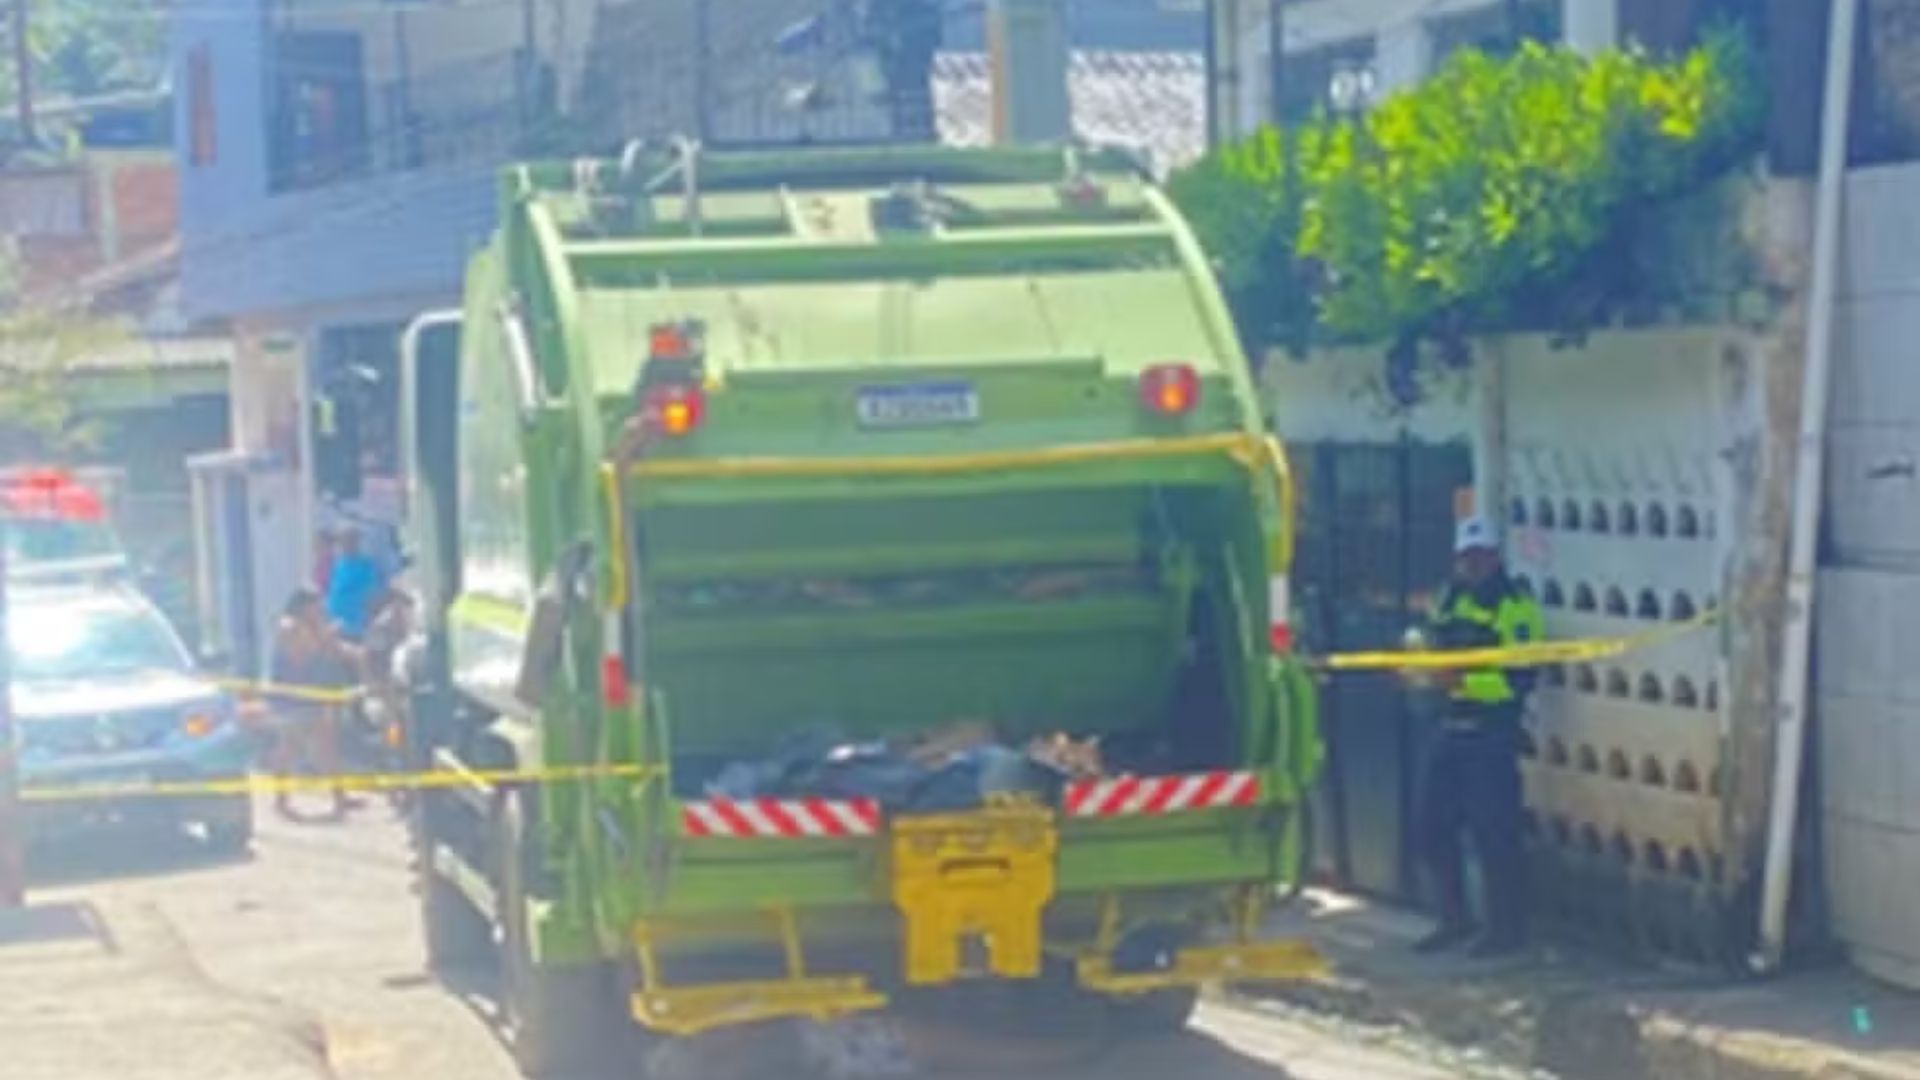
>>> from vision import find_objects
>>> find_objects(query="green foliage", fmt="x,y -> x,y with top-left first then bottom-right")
1171,29 -> 1763,364
1166,127 -> 1315,356
0,248 -> 118,451
2,0 -> 164,108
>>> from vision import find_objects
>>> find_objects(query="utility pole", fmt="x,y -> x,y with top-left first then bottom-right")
693,0 -> 710,143
1268,0 -> 1286,127
10,0 -> 33,145
518,0 -> 538,134
986,0 -> 1069,146
1505,0 -> 1524,50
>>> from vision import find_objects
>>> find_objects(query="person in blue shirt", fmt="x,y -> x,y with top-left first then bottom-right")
325,526 -> 386,640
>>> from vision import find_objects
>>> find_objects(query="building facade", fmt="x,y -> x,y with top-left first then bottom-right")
1204,0 -> 1702,142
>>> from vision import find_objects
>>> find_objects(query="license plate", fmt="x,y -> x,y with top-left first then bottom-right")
855,382 -> 979,429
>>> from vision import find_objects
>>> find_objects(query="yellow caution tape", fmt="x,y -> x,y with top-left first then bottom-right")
1317,609 -> 1720,673
18,762 -> 660,804
211,678 -> 362,706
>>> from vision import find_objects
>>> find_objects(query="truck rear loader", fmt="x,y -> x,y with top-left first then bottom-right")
399,144 -> 1325,1076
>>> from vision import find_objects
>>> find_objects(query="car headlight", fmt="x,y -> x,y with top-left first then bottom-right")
180,711 -> 219,738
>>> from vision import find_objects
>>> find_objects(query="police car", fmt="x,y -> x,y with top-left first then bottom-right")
7,580 -> 254,852
3,469 -> 253,852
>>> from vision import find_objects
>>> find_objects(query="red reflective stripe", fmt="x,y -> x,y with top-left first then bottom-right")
600,655 -> 630,708
1225,772 -> 1262,807
758,800 -> 804,837
1092,776 -> 1141,817
681,806 -> 711,837
799,797 -> 846,837
1064,780 -> 1094,816
1186,771 -> 1231,810
708,798 -> 755,836
681,799 -> 879,838
1269,623 -> 1294,653
1142,776 -> 1185,814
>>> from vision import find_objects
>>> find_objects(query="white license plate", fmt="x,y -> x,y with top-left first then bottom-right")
855,382 -> 979,429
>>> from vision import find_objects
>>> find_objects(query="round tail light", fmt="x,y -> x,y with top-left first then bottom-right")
643,383 -> 706,438
1140,363 -> 1200,416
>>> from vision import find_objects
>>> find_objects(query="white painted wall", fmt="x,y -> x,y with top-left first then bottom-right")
1262,346 -> 1475,445
1562,0 -> 1619,55
1374,20 -> 1433,92
1277,0 -> 1500,52
1269,322 -> 1765,955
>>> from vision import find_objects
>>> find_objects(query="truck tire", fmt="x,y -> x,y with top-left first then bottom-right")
419,850 -> 492,970
1108,987 -> 1200,1034
495,788 -> 634,1077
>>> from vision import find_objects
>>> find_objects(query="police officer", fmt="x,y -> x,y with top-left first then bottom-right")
1410,515 -> 1543,958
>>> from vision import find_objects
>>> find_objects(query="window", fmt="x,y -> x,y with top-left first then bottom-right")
188,45 -> 218,167
458,306 -> 533,605
1430,0 -> 1563,65
9,599 -> 190,683
1277,38 -> 1379,125
269,31 -> 371,190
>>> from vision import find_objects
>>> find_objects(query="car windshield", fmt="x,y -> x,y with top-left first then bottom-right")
5,518 -> 122,565
7,599 -> 190,682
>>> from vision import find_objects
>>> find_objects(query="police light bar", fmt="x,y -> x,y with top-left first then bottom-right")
0,469 -> 107,522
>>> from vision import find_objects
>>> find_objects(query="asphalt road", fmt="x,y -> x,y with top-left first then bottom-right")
30,802 -> 1491,1080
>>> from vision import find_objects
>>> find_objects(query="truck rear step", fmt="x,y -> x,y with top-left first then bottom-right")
625,800 -> 1324,1036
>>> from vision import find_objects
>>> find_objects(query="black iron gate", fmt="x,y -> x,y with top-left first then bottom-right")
1293,439 -> 1473,902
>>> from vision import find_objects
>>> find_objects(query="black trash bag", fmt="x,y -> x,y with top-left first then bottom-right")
1111,924 -> 1190,976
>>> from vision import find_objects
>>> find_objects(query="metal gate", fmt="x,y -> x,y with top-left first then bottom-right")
1293,439 -> 1473,902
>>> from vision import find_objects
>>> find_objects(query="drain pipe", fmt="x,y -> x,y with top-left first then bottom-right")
1755,0 -> 1858,975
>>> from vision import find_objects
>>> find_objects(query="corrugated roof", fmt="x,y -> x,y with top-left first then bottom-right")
932,50 -> 1207,175
66,336 -> 234,374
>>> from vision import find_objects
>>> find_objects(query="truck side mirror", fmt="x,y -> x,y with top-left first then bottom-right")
514,589 -> 567,707
513,543 -> 593,708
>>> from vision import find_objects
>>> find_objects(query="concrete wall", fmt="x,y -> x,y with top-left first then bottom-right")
178,164 -> 494,322
1269,329 -> 1742,954
172,0 -> 274,252
1263,174 -> 1814,960
1261,348 -> 1475,446
1816,159 -> 1920,989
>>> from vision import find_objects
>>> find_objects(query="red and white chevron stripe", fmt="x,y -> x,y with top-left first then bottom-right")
1063,771 -> 1262,818
681,797 -> 882,839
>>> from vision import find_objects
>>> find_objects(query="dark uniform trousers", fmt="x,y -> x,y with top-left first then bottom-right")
1416,704 -> 1528,939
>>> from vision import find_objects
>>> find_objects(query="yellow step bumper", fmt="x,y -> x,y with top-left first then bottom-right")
1077,938 -> 1327,995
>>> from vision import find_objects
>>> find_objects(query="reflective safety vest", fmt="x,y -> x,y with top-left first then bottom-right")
1430,577 -> 1546,708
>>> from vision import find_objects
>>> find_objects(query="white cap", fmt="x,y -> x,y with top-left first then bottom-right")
1454,515 -> 1498,554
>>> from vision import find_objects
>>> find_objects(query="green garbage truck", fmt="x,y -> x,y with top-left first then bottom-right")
399,143 -> 1324,1075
